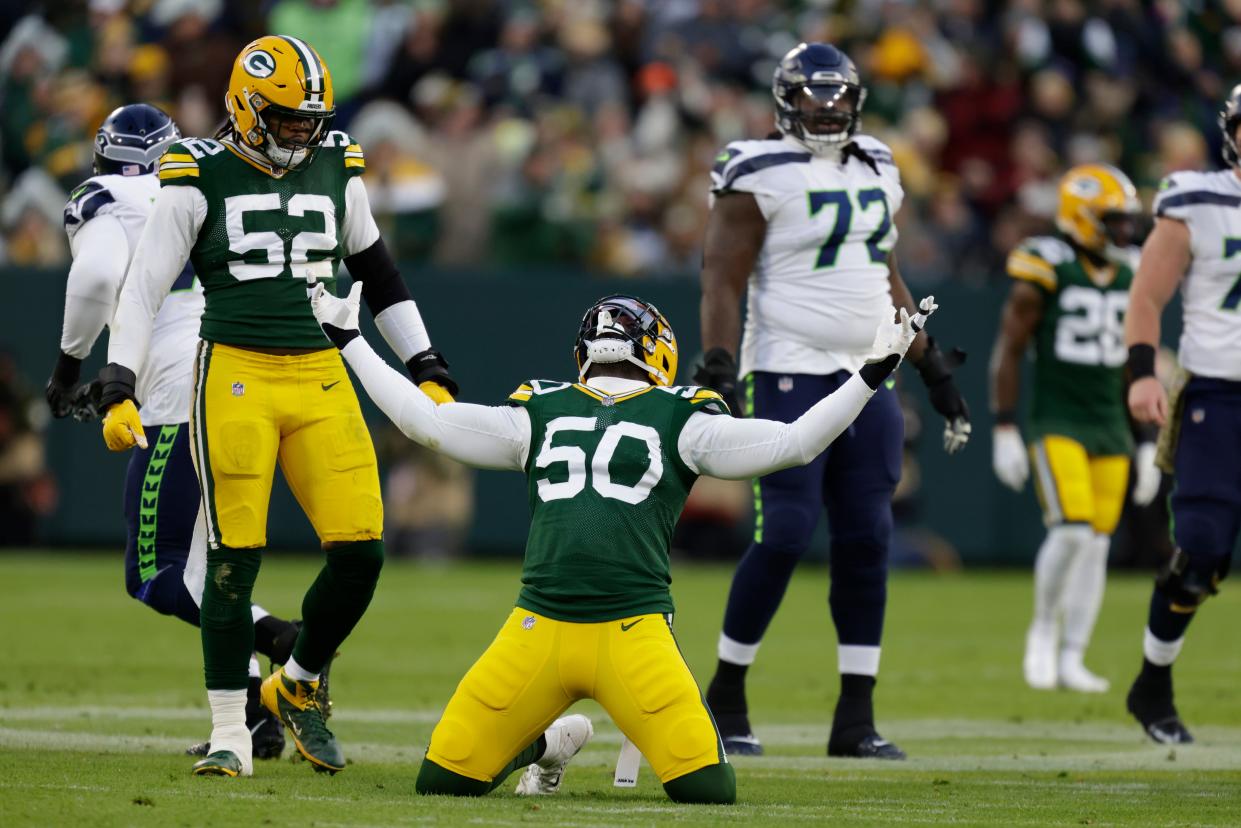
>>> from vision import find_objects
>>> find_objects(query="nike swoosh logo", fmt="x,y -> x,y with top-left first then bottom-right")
620,619 -> 643,632
321,381 -> 341,391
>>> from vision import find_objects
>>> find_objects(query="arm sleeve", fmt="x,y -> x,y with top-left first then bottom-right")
341,176 -> 431,361
60,215 -> 130,358
106,186 -> 206,374
339,335 -> 529,470
677,373 -> 875,479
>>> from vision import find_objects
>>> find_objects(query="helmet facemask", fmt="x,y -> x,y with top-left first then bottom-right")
575,297 -> 677,387
778,82 -> 864,153
246,97 -> 335,171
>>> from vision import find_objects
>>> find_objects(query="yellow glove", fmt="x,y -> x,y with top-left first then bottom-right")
419,380 -> 455,405
102,400 -> 148,451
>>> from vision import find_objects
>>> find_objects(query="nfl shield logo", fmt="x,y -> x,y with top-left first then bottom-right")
778,376 -> 794,393
521,615 -> 536,630
231,382 -> 245,397
1191,408 -> 1205,424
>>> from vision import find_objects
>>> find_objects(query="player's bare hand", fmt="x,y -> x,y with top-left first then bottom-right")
1128,377 -> 1167,426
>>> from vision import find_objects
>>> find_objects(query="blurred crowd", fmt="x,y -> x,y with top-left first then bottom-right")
2,0 -> 1240,284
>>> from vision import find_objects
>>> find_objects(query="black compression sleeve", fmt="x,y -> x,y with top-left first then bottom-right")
344,238 -> 410,315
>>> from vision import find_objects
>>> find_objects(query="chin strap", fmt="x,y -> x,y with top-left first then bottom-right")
577,310 -> 667,384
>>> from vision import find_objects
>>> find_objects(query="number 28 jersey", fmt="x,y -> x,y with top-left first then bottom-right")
711,134 -> 904,376
508,379 -> 728,622
1007,235 -> 1134,455
157,132 -> 368,348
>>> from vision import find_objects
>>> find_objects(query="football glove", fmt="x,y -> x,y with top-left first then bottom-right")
102,399 -> 147,451
310,282 -> 362,349
71,379 -> 103,422
408,350 -> 458,401
45,352 -> 83,419
693,348 -> 742,416
913,336 -> 971,454
860,297 -> 937,389
991,425 -> 1028,491
1132,441 -> 1161,506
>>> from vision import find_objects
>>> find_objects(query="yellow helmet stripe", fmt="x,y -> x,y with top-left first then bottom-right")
278,35 -> 325,104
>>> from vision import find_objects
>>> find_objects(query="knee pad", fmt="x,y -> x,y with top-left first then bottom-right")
1156,548 -> 1221,612
756,501 -> 818,556
325,539 -> 385,586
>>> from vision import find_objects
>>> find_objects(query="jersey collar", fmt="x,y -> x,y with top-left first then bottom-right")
576,375 -> 653,403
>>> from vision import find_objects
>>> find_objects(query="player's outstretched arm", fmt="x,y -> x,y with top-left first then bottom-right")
682,298 -> 936,480
310,284 -> 529,471
340,175 -> 456,402
988,280 -> 1044,491
1126,217 -> 1188,426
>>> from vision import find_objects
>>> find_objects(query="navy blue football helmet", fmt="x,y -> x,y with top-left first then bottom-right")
1220,84 -> 1241,167
772,42 -> 866,153
94,103 -> 181,176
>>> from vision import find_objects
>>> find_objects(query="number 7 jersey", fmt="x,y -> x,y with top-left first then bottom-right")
156,131 -> 367,348
1007,235 -> 1134,455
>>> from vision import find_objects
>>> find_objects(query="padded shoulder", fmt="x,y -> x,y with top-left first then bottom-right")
655,384 -> 731,416
849,134 -> 897,169
507,379 -> 574,405
320,130 -> 366,177
63,177 -> 117,239
711,138 -> 811,194
1153,169 -> 1241,218
157,138 -> 226,187
1007,235 -> 1072,291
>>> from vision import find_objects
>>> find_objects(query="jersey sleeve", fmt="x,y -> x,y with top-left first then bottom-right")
686,386 -> 730,416
156,142 -> 204,188
508,381 -> 535,406
63,179 -> 117,243
343,134 -> 366,178
1006,238 -> 1059,292
710,140 -> 811,218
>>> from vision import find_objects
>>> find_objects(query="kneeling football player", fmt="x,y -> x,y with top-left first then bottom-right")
311,286 -> 936,802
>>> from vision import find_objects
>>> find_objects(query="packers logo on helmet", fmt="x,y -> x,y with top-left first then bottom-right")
225,35 -> 335,174
574,295 -> 678,387
1055,164 -> 1140,262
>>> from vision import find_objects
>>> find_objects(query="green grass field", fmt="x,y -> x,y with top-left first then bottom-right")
2,553 -> 1239,826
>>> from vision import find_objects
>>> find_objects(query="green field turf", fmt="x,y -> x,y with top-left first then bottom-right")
2,552 -> 1239,826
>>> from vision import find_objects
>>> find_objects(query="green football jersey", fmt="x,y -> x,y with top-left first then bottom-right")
1006,235 -> 1134,456
508,379 -> 729,623
156,131 -> 366,348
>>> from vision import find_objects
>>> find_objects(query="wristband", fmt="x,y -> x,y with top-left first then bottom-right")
1127,343 -> 1156,381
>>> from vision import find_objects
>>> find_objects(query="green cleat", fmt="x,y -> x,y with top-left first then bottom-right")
192,750 -> 244,777
260,667 -> 344,773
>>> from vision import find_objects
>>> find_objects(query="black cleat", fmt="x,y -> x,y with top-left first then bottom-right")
251,706 -> 286,759
828,727 -> 907,760
185,740 -> 209,757
1127,672 -> 1194,744
707,665 -> 761,755
722,731 -> 764,757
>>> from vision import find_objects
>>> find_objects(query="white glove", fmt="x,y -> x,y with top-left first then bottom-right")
992,425 -> 1028,491
1132,442 -> 1161,506
865,296 -> 938,363
311,281 -> 362,347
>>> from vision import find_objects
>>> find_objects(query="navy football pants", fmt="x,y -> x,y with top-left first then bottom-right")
721,370 -> 903,650
122,422 -> 202,626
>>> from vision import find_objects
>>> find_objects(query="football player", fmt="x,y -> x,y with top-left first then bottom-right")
692,42 -> 970,759
310,287 -> 936,803
989,165 -> 1162,693
97,38 -> 456,777
1122,86 -> 1241,743
48,103 -> 300,758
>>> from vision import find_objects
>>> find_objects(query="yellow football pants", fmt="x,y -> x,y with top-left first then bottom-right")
1030,435 -> 1129,534
426,609 -> 727,784
189,342 -> 383,549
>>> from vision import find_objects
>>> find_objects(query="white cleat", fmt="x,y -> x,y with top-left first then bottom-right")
1023,624 -> 1058,690
515,714 -> 593,795
1058,655 -> 1110,693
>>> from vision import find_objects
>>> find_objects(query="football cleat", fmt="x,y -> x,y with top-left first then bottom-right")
515,714 -> 593,795
828,728 -> 907,760
191,750 -> 247,777
1023,623 -> 1058,690
1058,654 -> 1110,694
251,706 -> 286,760
261,667 -> 344,773
722,732 -> 764,757
1127,674 -> 1194,744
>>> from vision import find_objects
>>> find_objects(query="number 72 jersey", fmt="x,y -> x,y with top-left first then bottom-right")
1006,235 -> 1134,456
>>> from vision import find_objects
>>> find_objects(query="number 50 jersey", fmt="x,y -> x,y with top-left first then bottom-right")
711,134 -> 904,376
1006,236 -> 1134,456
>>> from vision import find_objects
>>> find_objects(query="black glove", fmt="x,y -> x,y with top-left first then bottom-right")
405,348 -> 459,398
71,379 -> 103,422
45,352 -> 83,418
98,363 -> 139,409
693,347 -> 743,416
913,338 -> 971,454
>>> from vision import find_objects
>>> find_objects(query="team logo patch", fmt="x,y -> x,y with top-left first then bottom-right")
231,382 -> 245,397
242,50 -> 277,79
521,615 -> 536,630
1191,408 -> 1205,424
778,376 -> 794,393
601,396 -> 615,407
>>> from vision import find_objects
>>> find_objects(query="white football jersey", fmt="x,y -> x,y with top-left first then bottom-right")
711,134 -> 904,375
1153,170 -> 1241,381
64,173 -> 203,425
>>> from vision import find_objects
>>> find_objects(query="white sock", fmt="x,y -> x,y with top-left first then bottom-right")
251,604 -> 270,623
837,645 -> 880,676
1060,533 -> 1109,653
248,655 -> 261,679
1031,524 -> 1092,629
718,633 -> 760,666
283,656 -> 319,683
1144,627 -> 1185,666
207,688 -> 253,775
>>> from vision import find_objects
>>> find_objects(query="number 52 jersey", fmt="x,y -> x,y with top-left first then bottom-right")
1006,236 -> 1134,455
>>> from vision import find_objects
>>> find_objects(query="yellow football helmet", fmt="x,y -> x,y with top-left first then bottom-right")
224,35 -> 335,172
575,295 -> 678,386
1055,164 -> 1140,259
